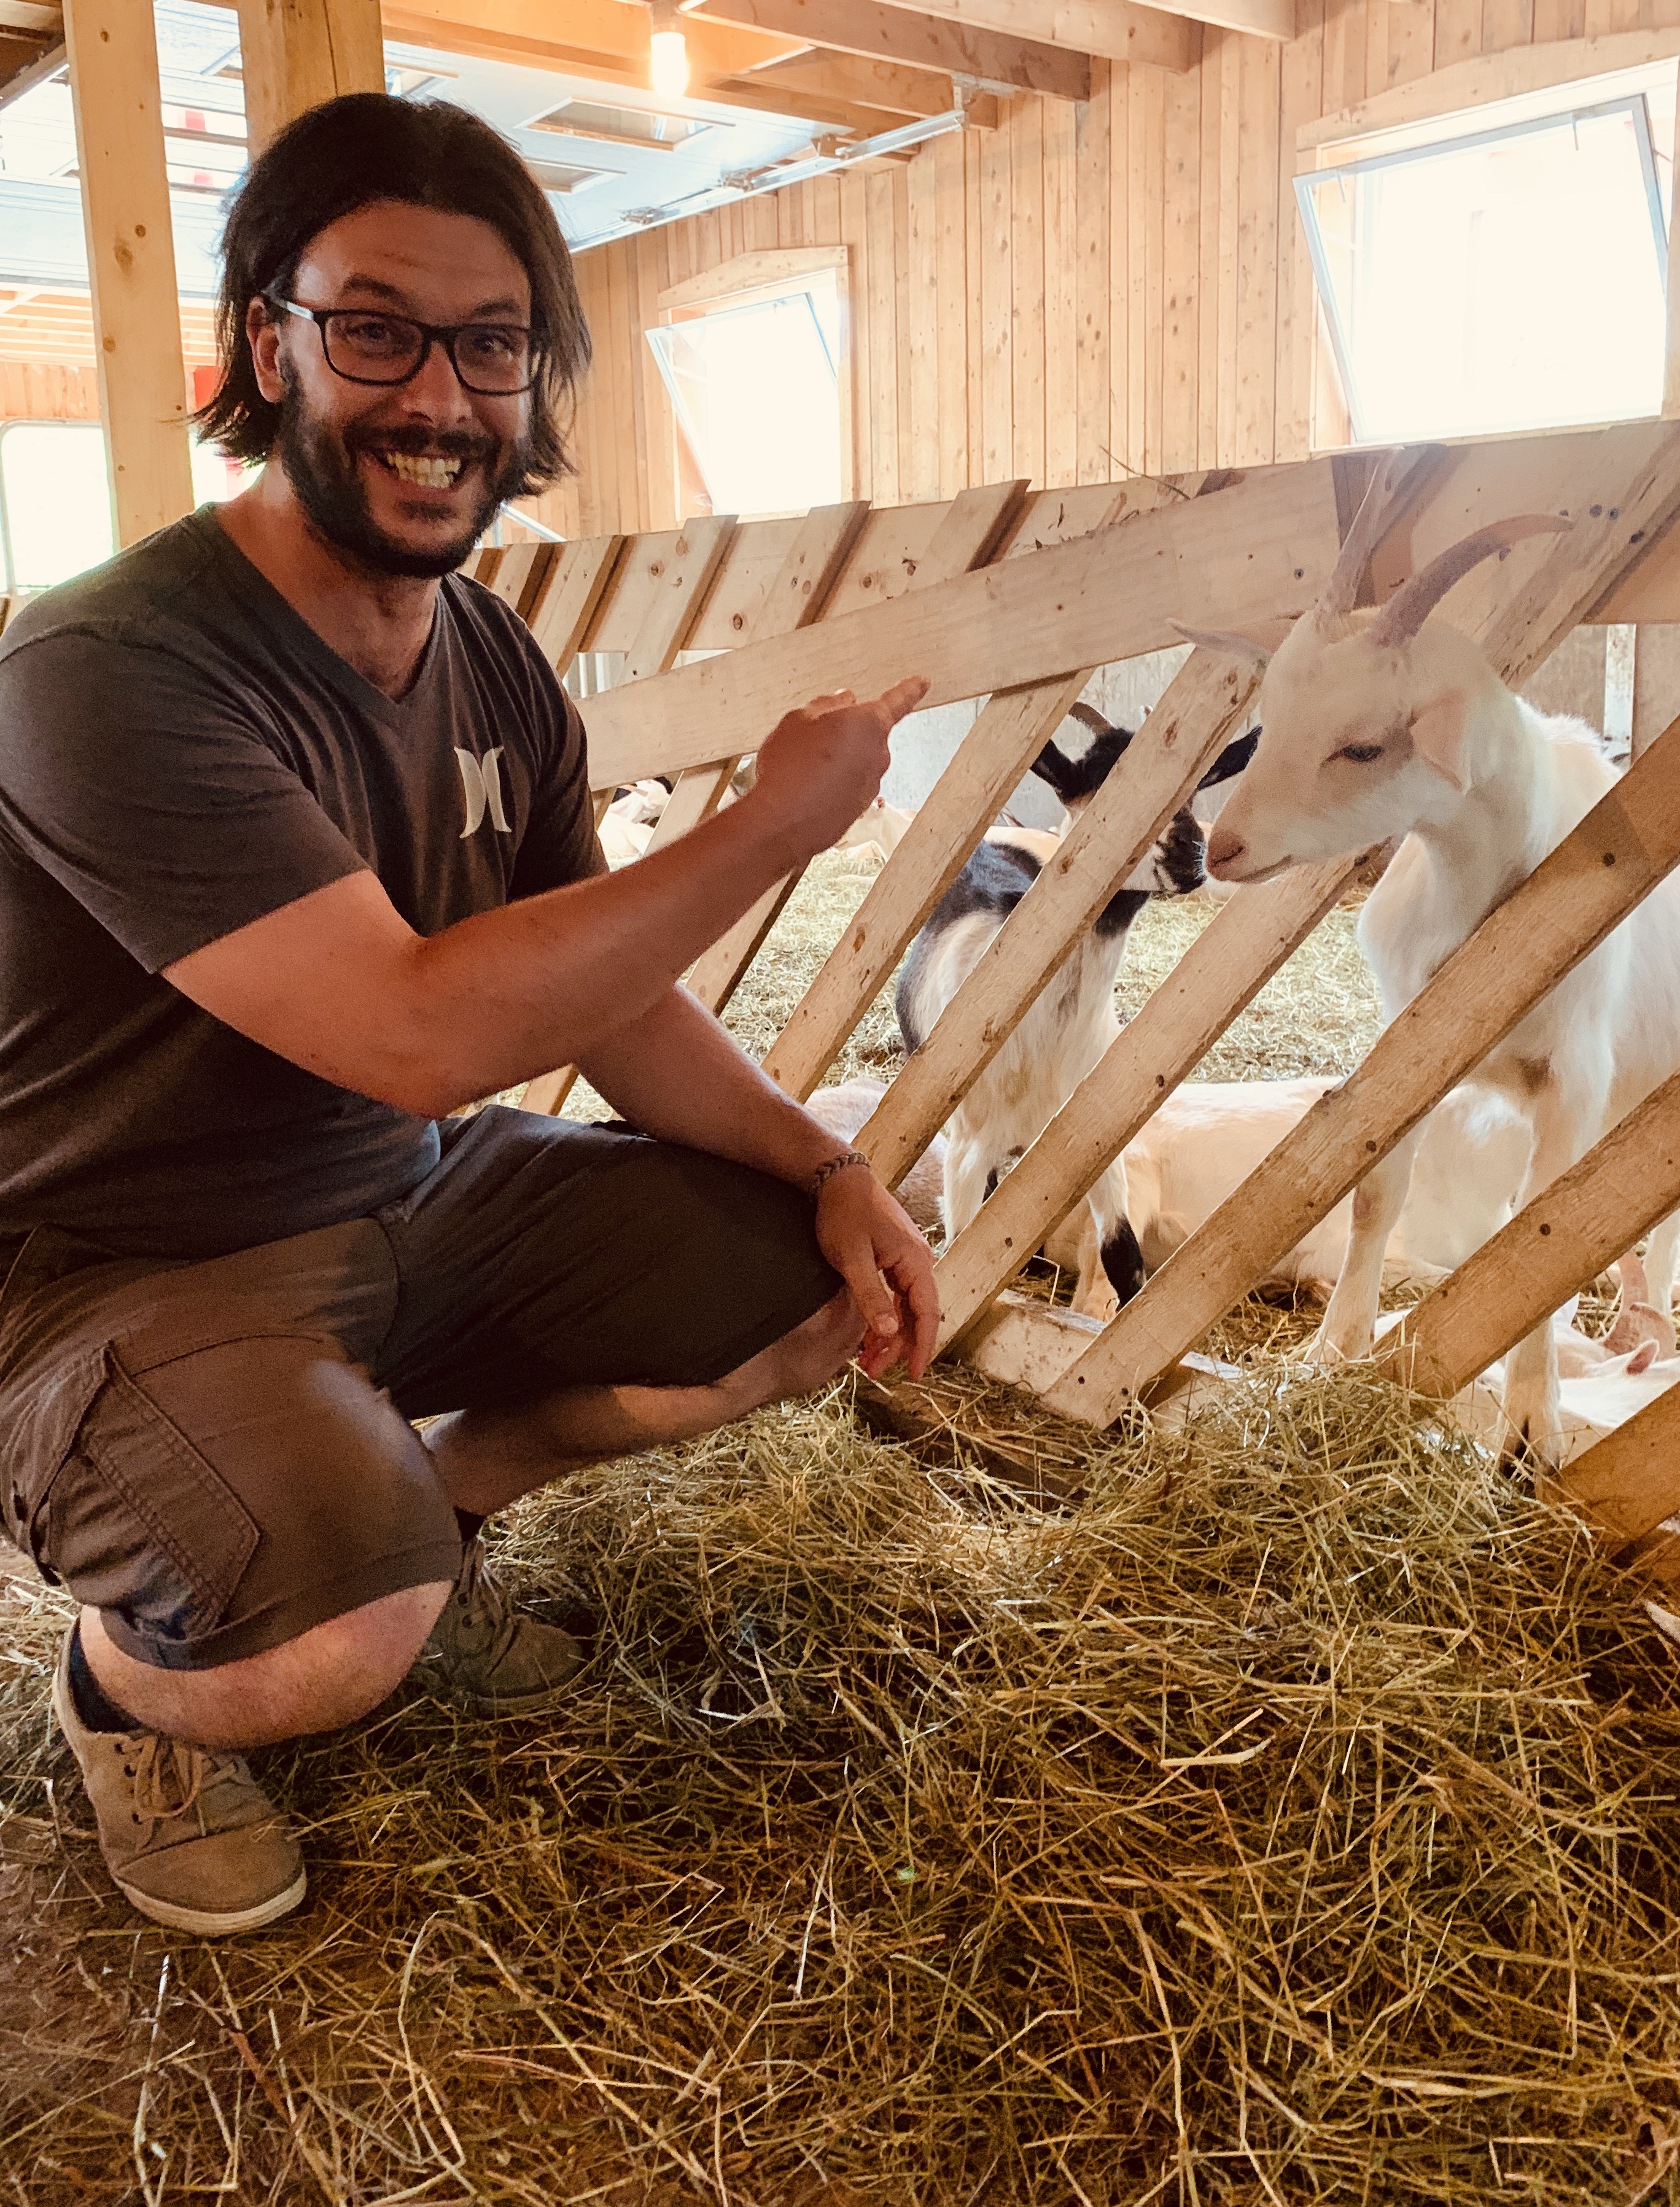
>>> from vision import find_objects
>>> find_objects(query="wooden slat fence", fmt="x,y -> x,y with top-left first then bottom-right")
481,417 -> 1680,1587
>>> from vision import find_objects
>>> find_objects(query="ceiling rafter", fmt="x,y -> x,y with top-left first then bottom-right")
689,0 -> 1092,99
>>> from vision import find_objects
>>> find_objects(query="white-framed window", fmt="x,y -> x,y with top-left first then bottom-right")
646,252 -> 849,519
0,420 -> 249,593
1297,63 -> 1677,442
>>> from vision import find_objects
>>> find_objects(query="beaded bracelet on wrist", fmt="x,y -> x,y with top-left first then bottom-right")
811,1148 -> 871,1197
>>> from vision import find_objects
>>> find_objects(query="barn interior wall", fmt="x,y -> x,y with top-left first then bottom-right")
545,0 -> 1680,539
0,362 -> 100,424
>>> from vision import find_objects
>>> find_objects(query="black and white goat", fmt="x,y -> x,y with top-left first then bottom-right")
895,709 -> 1256,1320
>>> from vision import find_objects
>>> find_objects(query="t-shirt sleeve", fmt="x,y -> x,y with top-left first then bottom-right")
509,666 -> 609,897
0,631 -> 369,974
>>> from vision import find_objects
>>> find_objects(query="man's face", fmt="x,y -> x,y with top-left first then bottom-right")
248,202 -> 535,578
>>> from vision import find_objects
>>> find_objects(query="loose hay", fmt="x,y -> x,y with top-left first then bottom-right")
3,1372 -> 1679,2205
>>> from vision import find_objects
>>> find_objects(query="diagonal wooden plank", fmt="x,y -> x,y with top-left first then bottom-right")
621,513 -> 739,683
1549,1389 -> 1680,1552
526,504 -> 871,1110
686,494 -> 1025,1019
761,672 -> 1092,1100
1377,1067 -> 1680,1401
527,534 -> 626,671
581,462 -> 1344,788
1043,716 -> 1680,1425
481,540 -> 554,618
935,854 -> 1362,1351
854,651 -> 1264,1191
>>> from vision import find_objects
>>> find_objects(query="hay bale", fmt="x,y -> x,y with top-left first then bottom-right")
3,1374 -> 1679,2203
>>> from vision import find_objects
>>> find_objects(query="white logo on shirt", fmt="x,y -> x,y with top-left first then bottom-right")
455,747 -> 511,838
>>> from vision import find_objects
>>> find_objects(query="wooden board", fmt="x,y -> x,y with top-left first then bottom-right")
853,648 -> 1267,1190
1550,1388 -> 1680,1551
580,461 -> 1344,788
1378,1065 -> 1680,1398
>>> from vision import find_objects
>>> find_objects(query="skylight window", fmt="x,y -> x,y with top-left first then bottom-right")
528,99 -> 709,150
1297,69 -> 1675,441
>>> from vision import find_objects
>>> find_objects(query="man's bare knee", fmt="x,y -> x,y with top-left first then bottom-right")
82,1579 -> 453,1751
716,1286 -> 865,1417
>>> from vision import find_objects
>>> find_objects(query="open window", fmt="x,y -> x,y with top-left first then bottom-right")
646,247 -> 850,519
1297,62 -> 1677,443
0,419 -> 250,594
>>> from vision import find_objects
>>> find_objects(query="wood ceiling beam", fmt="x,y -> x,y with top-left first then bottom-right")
866,0 -> 1196,73
0,2 -> 60,32
695,69 -> 924,132
737,46 -> 954,117
383,0 -> 805,87
690,0 -> 1089,100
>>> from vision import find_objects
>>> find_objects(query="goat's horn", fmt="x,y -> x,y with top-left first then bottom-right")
1367,515 -> 1570,651
1064,700 -> 1114,738
1315,445 -> 1436,626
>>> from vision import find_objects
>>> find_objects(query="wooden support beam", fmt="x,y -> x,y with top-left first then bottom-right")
865,0 -> 1196,72
853,652 -> 1265,1191
1378,1068 -> 1680,1402
1550,1390 -> 1680,1552
63,0 -> 193,550
581,461 -> 1342,788
1043,716 -> 1680,1425
383,0 -> 804,91
620,515 -> 739,683
935,850 -> 1358,1349
737,47 -> 954,119
235,0 -> 384,155
691,0 -> 1091,100
761,674 -> 1091,1099
527,535 -> 627,671
687,488 -> 1014,1017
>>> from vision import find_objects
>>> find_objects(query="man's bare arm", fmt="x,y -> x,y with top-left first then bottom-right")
163,679 -> 926,1116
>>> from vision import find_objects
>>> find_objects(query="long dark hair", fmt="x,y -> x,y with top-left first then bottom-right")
194,93 -> 591,489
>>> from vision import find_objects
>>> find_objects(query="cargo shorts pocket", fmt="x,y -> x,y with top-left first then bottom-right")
34,1344 -> 261,1651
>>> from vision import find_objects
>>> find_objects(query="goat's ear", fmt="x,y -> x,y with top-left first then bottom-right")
1406,690 -> 1470,790
1171,621 -> 1272,671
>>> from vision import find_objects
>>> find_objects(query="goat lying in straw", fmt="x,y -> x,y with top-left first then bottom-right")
1187,464 -> 1680,1465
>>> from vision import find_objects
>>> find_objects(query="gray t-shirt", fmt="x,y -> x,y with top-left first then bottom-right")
0,507 -> 601,1259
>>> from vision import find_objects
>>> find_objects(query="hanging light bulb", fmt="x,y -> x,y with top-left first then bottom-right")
648,0 -> 690,101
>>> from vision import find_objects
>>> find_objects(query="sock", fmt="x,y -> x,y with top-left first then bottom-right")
454,1508 -> 487,1549
67,1621 -> 142,1736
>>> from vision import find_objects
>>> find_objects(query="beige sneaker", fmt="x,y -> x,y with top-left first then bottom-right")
418,1538 -> 586,1716
51,1635 -> 306,1936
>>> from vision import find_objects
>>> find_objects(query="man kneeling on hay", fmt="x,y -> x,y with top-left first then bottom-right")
0,94 -> 938,1935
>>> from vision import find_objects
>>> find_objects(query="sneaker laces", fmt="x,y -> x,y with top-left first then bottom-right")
445,1541 -> 524,1675
128,1732 -> 251,1827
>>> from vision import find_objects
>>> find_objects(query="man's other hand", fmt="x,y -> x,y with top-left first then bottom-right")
813,1163 -> 940,1382
749,676 -> 929,861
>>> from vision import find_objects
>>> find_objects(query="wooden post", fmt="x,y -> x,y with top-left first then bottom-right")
63,0 -> 193,550
235,0 -> 386,155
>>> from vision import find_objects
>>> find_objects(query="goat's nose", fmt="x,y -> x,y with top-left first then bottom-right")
1205,825 -> 1246,877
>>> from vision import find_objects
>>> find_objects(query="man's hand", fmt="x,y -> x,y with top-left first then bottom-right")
812,1162 -> 941,1382
748,677 -> 930,861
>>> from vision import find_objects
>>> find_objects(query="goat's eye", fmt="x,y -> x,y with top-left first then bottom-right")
1334,742 -> 1384,765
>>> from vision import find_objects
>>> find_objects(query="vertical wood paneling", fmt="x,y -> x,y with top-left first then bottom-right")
907,146 -> 941,500
1162,59 -> 1200,472
561,0 -> 1605,524
1075,61 -> 1111,485
1044,93 -> 1078,487
980,114 -> 1014,482
1011,99 -> 1048,488
934,128 -> 970,496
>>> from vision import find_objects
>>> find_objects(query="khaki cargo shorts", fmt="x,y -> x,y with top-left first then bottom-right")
0,1108 -> 839,1672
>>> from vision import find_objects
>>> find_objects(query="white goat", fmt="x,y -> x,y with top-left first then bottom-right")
895,710 -> 1252,1320
1189,486 -> 1680,1463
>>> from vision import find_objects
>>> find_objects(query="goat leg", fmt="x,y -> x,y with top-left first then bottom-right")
1309,1127 -> 1421,1364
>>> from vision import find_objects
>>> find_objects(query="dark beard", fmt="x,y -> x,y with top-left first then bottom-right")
274,376 -> 532,579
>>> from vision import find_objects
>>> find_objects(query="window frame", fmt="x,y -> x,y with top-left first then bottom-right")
650,246 -> 854,517
1296,88 -> 1671,445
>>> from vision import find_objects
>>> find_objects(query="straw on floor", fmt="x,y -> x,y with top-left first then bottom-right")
1,1364 -> 1678,2206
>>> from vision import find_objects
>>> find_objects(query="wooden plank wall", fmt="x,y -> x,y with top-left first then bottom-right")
0,362 -> 101,424
546,0 -> 1680,537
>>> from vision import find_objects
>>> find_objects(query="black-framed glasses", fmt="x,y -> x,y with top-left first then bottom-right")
270,298 -> 539,395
